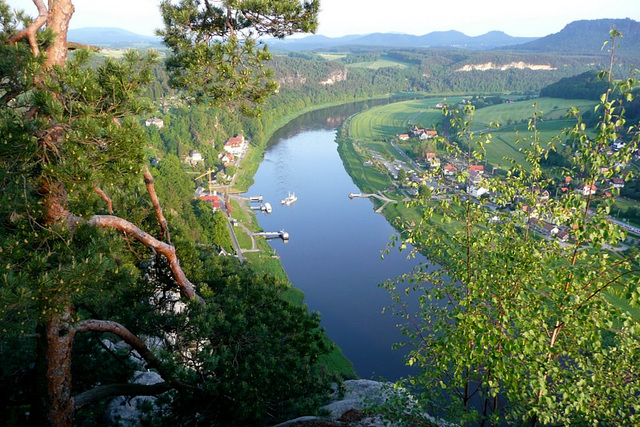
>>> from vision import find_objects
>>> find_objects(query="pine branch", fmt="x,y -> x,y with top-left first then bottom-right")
73,382 -> 170,410
143,168 -> 171,244
75,319 -> 190,393
85,214 -> 201,303
92,183 -> 114,215
7,0 -> 48,56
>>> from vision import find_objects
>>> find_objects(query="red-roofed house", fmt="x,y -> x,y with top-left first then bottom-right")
199,194 -> 221,210
443,164 -> 458,176
224,134 -> 247,156
398,134 -> 410,141
577,183 -> 597,196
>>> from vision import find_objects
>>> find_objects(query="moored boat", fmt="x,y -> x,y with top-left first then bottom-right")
281,192 -> 297,205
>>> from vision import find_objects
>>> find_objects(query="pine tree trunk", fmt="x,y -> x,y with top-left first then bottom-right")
33,3 -> 76,425
44,0 -> 74,68
33,309 -> 76,427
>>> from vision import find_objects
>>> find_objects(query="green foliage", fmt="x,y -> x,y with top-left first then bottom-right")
380,48 -> 640,425
155,258 -> 336,426
540,70 -> 609,100
1,1 -> 335,425
158,0 -> 319,114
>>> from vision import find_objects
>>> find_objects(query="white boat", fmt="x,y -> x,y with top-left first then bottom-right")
281,192 -> 297,205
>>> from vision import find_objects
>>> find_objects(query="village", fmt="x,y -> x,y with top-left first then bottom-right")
369,123 -> 640,246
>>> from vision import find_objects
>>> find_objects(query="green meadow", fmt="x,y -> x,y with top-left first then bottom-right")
345,57 -> 411,69
345,96 -> 596,170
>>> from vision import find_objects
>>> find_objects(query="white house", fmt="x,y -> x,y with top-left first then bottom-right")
145,117 -> 164,128
224,134 -> 247,156
186,150 -> 203,166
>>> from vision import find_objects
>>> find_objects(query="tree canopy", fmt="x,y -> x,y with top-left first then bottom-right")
0,1 -> 327,426
380,32 -> 640,426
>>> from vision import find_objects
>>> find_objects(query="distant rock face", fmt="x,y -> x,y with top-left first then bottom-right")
277,71 -> 308,87
456,61 -> 556,71
319,69 -> 348,86
106,371 -> 164,426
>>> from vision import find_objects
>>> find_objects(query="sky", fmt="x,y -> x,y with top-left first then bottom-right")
5,0 -> 640,38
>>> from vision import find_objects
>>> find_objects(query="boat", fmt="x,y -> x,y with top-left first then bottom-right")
281,192 -> 297,206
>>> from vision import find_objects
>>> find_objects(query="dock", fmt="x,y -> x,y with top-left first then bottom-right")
250,202 -> 272,214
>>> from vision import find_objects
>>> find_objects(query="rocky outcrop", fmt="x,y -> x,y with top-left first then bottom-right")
105,371 -> 165,425
277,70 -> 308,87
456,61 -> 556,71
319,68 -> 348,86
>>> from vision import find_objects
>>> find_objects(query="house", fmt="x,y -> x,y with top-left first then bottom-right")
577,183 -> 597,196
542,222 -> 559,236
424,129 -> 438,138
557,231 -> 570,242
611,177 -> 625,188
219,152 -> 235,166
468,185 -> 489,198
145,117 -> 164,128
416,129 -> 438,140
199,194 -> 220,211
409,125 -> 423,137
186,150 -> 203,166
398,134 -> 410,141
469,165 -> 484,173
443,164 -> 457,176
428,156 -> 441,168
424,152 -> 440,168
224,134 -> 247,156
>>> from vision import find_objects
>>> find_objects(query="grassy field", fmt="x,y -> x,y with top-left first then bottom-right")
470,97 -> 595,130
346,97 -> 461,141
345,58 -> 410,69
344,96 -> 597,171
316,53 -> 347,61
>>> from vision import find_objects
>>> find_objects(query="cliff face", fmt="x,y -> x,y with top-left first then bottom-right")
456,61 -> 556,71
319,68 -> 348,86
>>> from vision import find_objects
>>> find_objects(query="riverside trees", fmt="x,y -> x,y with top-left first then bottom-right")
0,1 -> 326,426
383,31 -> 640,425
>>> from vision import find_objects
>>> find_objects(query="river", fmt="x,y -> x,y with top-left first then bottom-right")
246,102 -> 425,381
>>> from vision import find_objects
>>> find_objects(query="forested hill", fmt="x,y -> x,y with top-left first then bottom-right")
510,18 -> 640,55
266,30 -> 536,51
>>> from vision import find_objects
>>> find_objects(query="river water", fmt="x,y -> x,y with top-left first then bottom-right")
246,102 -> 425,381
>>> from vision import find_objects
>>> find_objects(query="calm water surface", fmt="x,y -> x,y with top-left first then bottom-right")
246,103 -> 425,380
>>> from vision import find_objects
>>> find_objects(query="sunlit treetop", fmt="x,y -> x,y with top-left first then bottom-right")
158,0 -> 319,114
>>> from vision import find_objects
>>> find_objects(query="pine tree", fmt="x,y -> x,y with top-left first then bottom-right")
0,1 -> 320,425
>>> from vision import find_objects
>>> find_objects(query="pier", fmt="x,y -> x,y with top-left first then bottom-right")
250,202 -> 272,213
254,230 -> 290,241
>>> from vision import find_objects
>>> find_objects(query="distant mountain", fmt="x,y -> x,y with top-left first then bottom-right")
510,18 -> 640,55
266,30 -> 537,51
68,27 -> 162,48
